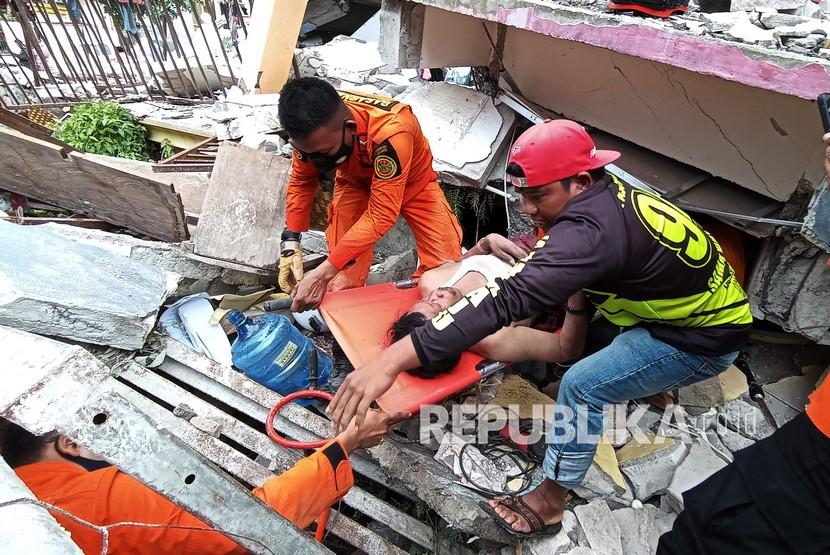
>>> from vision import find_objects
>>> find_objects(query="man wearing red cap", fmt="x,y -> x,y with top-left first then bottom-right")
328,119 -> 753,537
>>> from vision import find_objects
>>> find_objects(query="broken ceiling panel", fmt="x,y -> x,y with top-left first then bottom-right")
396,81 -> 516,187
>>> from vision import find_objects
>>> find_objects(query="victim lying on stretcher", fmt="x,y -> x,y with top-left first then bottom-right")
388,234 -> 589,378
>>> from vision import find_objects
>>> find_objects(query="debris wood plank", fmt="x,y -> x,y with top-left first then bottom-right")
152,136 -> 219,173
69,152 -> 189,242
0,128 -> 188,241
0,106 -> 70,149
193,142 -> 288,269
120,362 -> 434,551
119,379 -> 406,555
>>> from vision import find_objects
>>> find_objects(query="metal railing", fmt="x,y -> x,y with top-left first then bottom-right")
0,0 -> 251,109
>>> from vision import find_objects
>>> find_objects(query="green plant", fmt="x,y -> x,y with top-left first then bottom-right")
442,184 -> 495,242
160,138 -> 175,159
54,101 -> 150,160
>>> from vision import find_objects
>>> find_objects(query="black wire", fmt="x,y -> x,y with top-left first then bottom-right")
457,436 -> 537,498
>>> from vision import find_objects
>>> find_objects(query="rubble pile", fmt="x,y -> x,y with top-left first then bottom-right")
545,0 -> 830,58
422,364 -> 826,554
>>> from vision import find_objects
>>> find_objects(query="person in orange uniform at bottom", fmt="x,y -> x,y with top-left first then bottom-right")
1,408 -> 407,554
277,77 -> 463,312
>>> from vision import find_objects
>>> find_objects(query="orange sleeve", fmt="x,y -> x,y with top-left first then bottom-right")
807,374 -> 830,438
103,471 -> 245,555
285,151 -> 321,232
327,132 -> 413,270
252,439 -> 353,529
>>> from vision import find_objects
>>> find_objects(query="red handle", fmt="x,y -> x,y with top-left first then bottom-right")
266,390 -> 334,449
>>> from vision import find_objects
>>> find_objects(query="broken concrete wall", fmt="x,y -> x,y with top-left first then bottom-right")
748,234 -> 830,344
387,3 -> 828,202
0,221 -> 177,350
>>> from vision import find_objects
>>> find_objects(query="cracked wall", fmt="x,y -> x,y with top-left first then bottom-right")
413,7 -> 825,201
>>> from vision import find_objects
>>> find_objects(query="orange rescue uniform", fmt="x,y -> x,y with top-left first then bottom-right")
285,90 -> 463,290
807,372 -> 830,439
14,440 -> 353,554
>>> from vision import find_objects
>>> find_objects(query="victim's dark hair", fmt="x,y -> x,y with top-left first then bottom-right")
278,77 -> 344,139
506,162 -> 606,192
0,419 -> 53,468
389,312 -> 461,379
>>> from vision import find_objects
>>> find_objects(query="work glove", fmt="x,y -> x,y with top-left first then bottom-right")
278,240 -> 304,294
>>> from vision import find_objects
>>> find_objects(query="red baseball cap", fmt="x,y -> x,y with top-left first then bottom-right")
508,119 -> 620,188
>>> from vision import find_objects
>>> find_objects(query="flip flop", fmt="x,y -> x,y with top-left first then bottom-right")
479,498 -> 563,538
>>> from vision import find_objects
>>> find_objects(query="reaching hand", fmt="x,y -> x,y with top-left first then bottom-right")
337,409 -> 411,452
480,233 -> 529,265
290,261 -> 337,312
327,362 -> 399,432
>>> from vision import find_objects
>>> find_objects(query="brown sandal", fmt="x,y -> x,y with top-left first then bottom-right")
479,497 -> 563,538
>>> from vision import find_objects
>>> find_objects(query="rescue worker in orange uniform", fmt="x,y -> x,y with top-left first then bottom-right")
277,77 -> 463,312
1,408 -> 406,553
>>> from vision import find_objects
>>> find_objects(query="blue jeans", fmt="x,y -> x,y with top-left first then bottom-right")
118,2 -> 139,35
543,327 -> 738,489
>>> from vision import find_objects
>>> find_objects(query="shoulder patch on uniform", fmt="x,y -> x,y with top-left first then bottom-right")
373,139 -> 402,180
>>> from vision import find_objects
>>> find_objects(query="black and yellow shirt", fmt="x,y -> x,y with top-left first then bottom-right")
411,175 -> 753,362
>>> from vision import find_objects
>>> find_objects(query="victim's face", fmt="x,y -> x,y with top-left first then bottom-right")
410,287 -> 464,319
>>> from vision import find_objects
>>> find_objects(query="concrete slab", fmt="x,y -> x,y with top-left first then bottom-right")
718,397 -> 776,441
748,236 -> 830,345
573,438 -> 629,502
705,430 -> 734,462
43,223 -> 222,297
677,365 -> 748,415
396,3 -> 830,202
715,422 -> 756,453
574,499 -> 623,555
730,0 -> 806,11
617,437 -> 689,501
524,510 -> 579,555
666,441 -> 728,512
654,499 -> 678,538
0,221 -> 176,350
612,505 -> 659,555
604,403 -> 632,447
763,367 -> 823,424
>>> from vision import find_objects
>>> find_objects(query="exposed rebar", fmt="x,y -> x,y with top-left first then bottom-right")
171,0 -> 214,100
159,4 -> 203,99
73,0 -> 129,96
85,0 -> 141,95
29,0 -> 101,97
188,0 -> 227,93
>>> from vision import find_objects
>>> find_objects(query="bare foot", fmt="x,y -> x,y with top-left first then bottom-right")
487,479 -> 567,533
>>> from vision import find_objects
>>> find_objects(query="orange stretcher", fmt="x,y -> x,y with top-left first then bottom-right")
319,281 -> 504,415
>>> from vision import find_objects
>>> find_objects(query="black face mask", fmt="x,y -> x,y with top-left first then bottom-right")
56,444 -> 112,472
310,140 -> 353,171
297,122 -> 354,172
